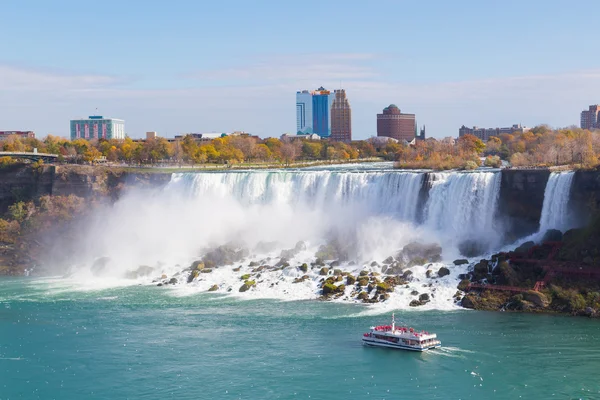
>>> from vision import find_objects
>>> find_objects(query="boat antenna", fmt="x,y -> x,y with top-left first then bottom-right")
392,313 -> 396,332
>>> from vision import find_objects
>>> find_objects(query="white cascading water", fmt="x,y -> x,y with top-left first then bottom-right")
60,166 -> 505,310
539,171 -> 575,232
424,172 -> 501,245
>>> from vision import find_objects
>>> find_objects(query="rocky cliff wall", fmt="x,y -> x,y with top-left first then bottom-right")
0,165 -> 172,212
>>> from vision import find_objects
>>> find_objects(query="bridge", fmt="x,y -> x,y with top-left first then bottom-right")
0,151 -> 58,162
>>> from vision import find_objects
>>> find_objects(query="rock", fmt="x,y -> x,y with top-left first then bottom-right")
208,284 -> 218,292
426,269 -> 433,278
319,267 -> 329,276
299,263 -> 308,272
322,283 -> 337,295
333,268 -> 342,276
191,260 -> 205,270
157,283 -> 163,287
382,256 -> 394,265
204,244 -> 249,267
359,270 -> 369,276
239,280 -> 256,292
410,290 -> 419,296
514,241 -> 535,254
382,263 -> 404,275
376,282 -> 392,293
252,266 -> 264,273
367,284 -> 374,293
357,277 -> 369,286
458,240 -> 488,258
168,278 -> 178,285
248,261 -> 260,267
200,269 -> 212,273
125,265 -> 154,279
295,241 -> 307,252
541,229 -> 563,243
187,270 -> 199,283
453,259 -> 469,266
409,300 -> 423,307
331,261 -> 341,268
161,274 -> 168,280
314,258 -> 325,266
241,274 -> 251,280
379,294 -> 390,301
346,275 -> 356,285
293,275 -> 310,283
407,257 -> 428,267
357,292 -> 369,301
232,266 -> 241,272
461,295 -> 475,309
335,275 -> 343,282
457,279 -> 471,291
370,261 -> 379,267
493,261 -> 519,286
437,267 -> 450,277
399,242 -> 443,264
419,293 -> 430,303
402,270 -> 413,279
275,258 -> 290,268
523,290 -> 549,308
472,260 -> 490,281
584,307 -> 597,317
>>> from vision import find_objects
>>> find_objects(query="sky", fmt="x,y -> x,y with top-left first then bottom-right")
1,0 -> 600,140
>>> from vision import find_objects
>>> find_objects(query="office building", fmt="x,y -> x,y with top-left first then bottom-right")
377,104 -> 416,142
0,131 -> 35,141
330,89 -> 352,143
295,87 -> 335,137
581,105 -> 600,130
459,124 -> 530,141
70,116 -> 125,141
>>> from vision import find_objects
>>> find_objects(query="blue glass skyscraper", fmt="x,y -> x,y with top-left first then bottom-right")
295,87 -> 335,138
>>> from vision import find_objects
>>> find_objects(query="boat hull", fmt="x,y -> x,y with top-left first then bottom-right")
362,338 -> 441,352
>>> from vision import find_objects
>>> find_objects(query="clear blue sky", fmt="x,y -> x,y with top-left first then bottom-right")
1,0 -> 599,139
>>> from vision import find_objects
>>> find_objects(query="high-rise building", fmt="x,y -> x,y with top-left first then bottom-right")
330,89 -> 352,143
296,87 -> 334,137
377,104 -> 416,142
70,116 -> 125,141
0,131 -> 35,141
296,90 -> 313,134
581,105 -> 600,130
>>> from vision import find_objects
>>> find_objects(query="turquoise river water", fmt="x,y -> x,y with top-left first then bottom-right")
1,278 -> 599,400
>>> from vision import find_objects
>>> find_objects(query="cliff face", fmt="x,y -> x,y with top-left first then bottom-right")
497,170 -> 550,239
0,165 -> 172,213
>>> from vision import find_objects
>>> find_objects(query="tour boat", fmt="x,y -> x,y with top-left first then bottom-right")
362,314 -> 441,352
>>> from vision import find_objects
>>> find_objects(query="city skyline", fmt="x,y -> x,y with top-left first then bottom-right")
2,1 -> 600,139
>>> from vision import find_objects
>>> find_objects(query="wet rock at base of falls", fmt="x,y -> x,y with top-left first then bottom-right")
426,269 -> 433,278
458,240 -> 488,258
409,300 -> 423,307
299,263 -> 309,272
239,280 -> 256,292
188,270 -> 199,283
293,275 -> 309,283
437,267 -> 450,277
453,259 -> 469,266
208,284 -> 218,292
419,293 -> 430,303
382,262 -> 404,275
514,241 -> 535,254
319,267 -> 329,276
461,295 -> 475,309
203,244 -> 249,268
124,265 -> 155,279
346,274 -> 356,285
472,260 -> 490,281
382,256 -> 395,265
457,279 -> 471,291
541,229 -> 563,243
398,242 -> 442,266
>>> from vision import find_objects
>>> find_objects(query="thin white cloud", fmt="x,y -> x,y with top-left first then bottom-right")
0,65 -> 122,91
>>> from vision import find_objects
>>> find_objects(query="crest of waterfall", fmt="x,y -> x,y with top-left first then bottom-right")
539,171 -> 575,232
424,172 -> 501,245
169,171 -> 424,222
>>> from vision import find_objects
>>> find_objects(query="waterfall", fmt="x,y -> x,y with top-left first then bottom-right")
539,171 -> 575,232
424,172 -> 501,243
169,170 -> 424,222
